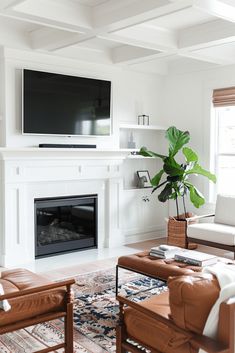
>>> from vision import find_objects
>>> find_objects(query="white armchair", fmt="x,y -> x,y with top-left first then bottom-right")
187,194 -> 235,259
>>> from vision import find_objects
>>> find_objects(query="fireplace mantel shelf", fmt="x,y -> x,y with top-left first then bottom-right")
0,148 -> 130,160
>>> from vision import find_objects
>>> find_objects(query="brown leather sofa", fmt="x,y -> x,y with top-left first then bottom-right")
117,274 -> 235,353
0,268 -> 75,353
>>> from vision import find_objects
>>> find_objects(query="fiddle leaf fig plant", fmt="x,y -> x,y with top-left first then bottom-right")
139,126 -> 216,218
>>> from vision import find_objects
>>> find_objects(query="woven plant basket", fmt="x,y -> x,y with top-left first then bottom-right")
167,212 -> 197,249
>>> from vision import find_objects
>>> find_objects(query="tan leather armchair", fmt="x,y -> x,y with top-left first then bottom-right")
116,274 -> 235,353
0,268 -> 75,353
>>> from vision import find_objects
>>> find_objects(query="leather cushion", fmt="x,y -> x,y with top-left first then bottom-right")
118,251 -> 201,281
0,268 -> 66,326
168,274 -> 220,334
124,291 -> 196,353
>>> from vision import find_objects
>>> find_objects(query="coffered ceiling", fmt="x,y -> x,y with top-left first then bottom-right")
1,0 -> 235,74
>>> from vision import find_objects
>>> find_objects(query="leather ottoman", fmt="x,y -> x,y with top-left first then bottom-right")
116,251 -> 202,294
0,268 -> 75,353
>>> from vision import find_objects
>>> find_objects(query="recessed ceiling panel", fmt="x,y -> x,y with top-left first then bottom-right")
192,41 -> 235,63
221,0 -> 235,6
144,7 -> 214,31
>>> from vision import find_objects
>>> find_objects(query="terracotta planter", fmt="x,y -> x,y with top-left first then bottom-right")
167,212 -> 197,249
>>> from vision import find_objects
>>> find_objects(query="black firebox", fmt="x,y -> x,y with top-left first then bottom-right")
35,194 -> 97,258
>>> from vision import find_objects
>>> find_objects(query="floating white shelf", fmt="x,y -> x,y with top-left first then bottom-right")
124,187 -> 153,191
119,123 -> 166,131
127,154 -> 155,159
118,149 -> 156,158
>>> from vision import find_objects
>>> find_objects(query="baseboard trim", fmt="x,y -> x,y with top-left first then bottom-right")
124,226 -> 165,245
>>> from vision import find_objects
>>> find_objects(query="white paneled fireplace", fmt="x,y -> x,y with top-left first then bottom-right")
0,149 -> 129,267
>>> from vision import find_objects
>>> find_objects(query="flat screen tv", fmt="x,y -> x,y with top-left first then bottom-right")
22,69 -> 111,136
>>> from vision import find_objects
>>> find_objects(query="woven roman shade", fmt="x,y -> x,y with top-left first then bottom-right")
213,87 -> 235,107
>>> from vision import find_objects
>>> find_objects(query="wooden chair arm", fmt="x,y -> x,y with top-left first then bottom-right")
116,295 -> 229,353
0,278 -> 75,301
186,213 -> 215,222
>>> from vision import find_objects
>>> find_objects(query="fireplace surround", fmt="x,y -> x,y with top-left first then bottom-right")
0,149 -> 128,267
35,194 -> 98,258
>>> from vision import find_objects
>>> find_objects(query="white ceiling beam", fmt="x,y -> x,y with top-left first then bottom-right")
193,0 -> 235,23
111,45 -> 160,64
93,0 -> 193,32
0,0 -> 26,10
179,19 -> 235,50
98,33 -> 169,52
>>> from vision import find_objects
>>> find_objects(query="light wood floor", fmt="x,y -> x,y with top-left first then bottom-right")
43,237 -> 234,281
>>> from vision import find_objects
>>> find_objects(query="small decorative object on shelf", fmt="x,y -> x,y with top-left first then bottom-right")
137,114 -> 149,125
143,115 -> 149,125
127,132 -> 136,149
137,170 -> 152,188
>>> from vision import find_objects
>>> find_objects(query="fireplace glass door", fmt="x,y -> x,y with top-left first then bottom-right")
35,194 -> 97,257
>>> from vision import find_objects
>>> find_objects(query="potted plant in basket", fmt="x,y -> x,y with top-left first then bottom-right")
139,126 -> 216,248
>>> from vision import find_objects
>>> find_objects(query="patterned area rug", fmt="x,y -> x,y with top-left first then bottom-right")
0,268 -> 167,353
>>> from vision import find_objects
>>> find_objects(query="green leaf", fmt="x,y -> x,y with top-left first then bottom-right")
158,183 -> 173,203
186,164 -> 217,183
139,147 -> 166,159
163,157 -> 184,177
167,175 -> 181,182
165,126 -> 190,157
183,147 -> 198,163
188,185 -> 205,208
151,169 -> 164,187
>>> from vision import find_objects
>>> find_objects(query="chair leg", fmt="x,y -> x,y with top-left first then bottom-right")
116,301 -> 127,353
116,324 -> 127,353
64,303 -> 74,353
116,265 -> 119,296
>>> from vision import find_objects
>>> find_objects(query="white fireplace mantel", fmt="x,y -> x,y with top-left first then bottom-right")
0,148 -> 130,267
0,148 -> 130,160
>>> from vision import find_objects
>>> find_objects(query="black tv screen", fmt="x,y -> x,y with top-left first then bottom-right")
23,69 -> 111,136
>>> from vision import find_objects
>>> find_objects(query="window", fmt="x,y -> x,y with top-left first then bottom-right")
214,106 -> 235,195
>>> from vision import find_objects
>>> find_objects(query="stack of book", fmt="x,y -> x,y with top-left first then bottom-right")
174,250 -> 218,266
150,245 -> 183,259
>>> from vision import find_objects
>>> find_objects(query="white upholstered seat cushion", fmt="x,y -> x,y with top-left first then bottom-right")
187,223 -> 235,245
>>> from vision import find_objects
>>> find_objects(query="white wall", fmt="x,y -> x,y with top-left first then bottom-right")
162,63 -> 235,215
0,46 -> 168,245
1,47 -> 164,149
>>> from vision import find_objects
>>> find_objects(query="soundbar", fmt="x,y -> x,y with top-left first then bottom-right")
39,144 -> 97,148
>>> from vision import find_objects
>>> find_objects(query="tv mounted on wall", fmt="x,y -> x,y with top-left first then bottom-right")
22,69 -> 112,136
